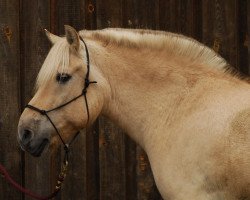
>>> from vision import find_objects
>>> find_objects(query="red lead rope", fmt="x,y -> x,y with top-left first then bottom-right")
0,164 -> 49,200
0,162 -> 68,200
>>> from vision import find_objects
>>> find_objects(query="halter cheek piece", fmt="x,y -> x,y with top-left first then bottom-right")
25,36 -> 97,163
25,37 -> 97,154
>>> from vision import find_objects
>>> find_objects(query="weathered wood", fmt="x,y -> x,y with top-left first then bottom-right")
192,0 -> 203,41
123,0 -> 160,200
136,146 -> 162,200
84,2 -> 100,199
96,0 -> 123,28
50,1 -> 89,200
61,131 -> 87,200
85,123 -> 100,200
203,0 -> 239,69
0,0 -> 21,199
121,2 -> 142,199
19,1 -> 51,199
1,0 -> 250,199
50,0 -> 85,35
135,0 -> 159,30
179,0 -> 202,39
124,136 -> 137,200
238,0 -> 248,74
202,0 -> 216,48
85,0 -> 97,29
96,1 -> 128,200
159,0 -> 202,38
122,0 -> 159,29
122,0 -> 139,28
221,0 -> 239,68
248,0 -> 250,74
99,117 -> 126,200
158,0 -> 173,31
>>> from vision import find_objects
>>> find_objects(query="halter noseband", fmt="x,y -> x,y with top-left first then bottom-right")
25,36 -> 97,158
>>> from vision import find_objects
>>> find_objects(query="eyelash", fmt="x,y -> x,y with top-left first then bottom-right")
56,73 -> 72,84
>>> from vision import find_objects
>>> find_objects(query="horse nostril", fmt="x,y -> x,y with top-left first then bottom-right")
21,129 -> 33,145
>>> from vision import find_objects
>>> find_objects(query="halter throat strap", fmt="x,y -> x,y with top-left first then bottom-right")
25,36 -> 97,153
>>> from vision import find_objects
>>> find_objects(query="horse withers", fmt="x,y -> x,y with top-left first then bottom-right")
18,25 -> 250,200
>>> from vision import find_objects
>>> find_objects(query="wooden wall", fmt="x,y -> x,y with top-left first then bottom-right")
0,0 -> 249,199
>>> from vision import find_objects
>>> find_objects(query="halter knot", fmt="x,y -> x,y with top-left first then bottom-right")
40,110 -> 47,115
82,88 -> 87,95
85,78 -> 90,88
84,78 -> 97,89
64,144 -> 69,153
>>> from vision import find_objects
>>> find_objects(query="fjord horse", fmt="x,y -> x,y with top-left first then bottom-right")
18,25 -> 250,200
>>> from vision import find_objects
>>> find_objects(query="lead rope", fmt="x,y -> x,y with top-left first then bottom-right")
0,36 -> 97,200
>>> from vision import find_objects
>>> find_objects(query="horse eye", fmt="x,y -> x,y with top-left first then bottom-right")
56,73 -> 71,84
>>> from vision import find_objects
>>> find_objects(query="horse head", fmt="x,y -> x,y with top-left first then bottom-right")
18,25 -> 107,156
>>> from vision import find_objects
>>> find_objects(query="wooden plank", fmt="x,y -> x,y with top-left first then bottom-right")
121,0 -> 164,199
192,0 -> 203,41
124,137 -> 137,200
50,1 -> 90,199
175,0 -> 189,34
136,147 -> 163,200
238,0 -> 248,74
158,0 -> 202,38
202,0 -> 239,69
202,0 -> 216,47
180,0 -> 202,39
19,1 -> 51,199
85,0 -> 97,30
61,131 -> 87,200
248,0 -> 250,73
85,123 -> 100,200
124,0 -> 162,199
122,0 -> 139,28
84,1 -> 100,199
222,0 -> 239,68
50,0 -> 85,35
95,1 -> 128,200
96,0 -> 123,28
122,0 -> 159,29
158,0 -> 173,31
0,0 -> 21,199
121,1 -> 145,199
138,0 -> 160,30
98,117 -> 126,200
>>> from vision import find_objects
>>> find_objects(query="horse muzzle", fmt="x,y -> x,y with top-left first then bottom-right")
18,127 -> 49,157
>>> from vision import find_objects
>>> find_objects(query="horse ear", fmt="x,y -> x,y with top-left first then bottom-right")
64,25 -> 80,51
44,29 -> 61,44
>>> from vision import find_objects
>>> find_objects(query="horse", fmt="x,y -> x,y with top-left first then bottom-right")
18,25 -> 250,200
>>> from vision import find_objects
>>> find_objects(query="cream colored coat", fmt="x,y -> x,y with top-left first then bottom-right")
18,26 -> 250,200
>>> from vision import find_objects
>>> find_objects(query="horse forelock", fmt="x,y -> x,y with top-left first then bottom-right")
36,39 -> 70,89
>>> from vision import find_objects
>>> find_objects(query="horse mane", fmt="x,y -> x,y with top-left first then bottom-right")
79,28 -> 231,72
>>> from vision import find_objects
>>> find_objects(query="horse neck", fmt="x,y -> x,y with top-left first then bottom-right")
88,41 -> 227,150
88,42 -> 176,149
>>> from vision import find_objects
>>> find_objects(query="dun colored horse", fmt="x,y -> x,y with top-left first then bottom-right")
18,25 -> 250,200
